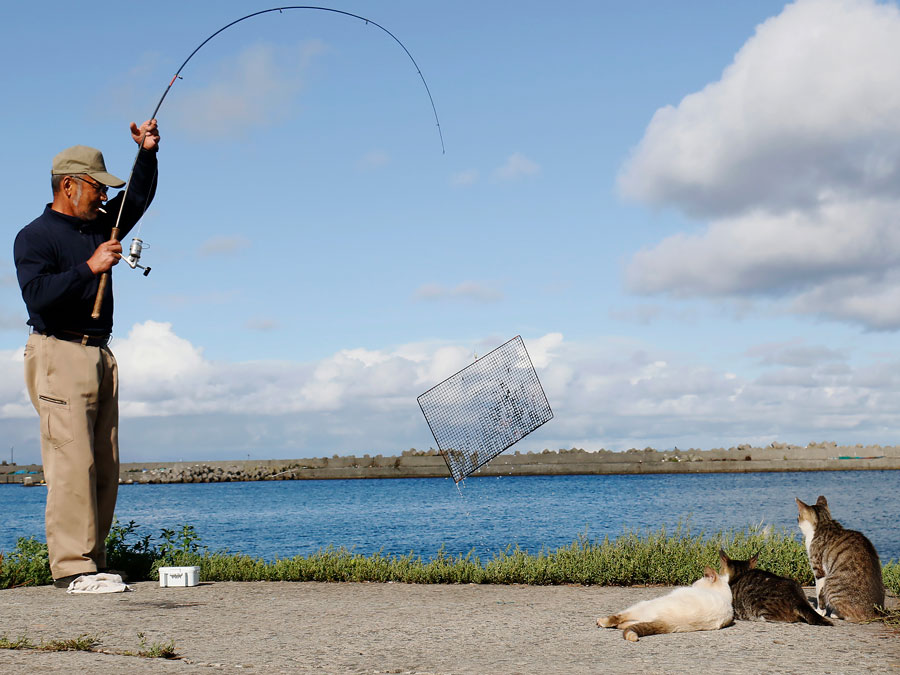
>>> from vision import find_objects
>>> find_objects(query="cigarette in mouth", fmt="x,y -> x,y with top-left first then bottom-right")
98,208 -> 107,214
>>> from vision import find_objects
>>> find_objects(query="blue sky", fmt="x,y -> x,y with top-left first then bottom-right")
5,0 -> 900,465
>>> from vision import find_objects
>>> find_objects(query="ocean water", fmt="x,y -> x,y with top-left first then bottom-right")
2,471 -> 898,562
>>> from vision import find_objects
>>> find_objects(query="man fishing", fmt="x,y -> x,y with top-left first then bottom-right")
13,118 -> 160,588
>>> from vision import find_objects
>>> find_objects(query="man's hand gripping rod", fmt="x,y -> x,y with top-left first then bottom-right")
90,217 -> 125,319
91,124 -> 155,319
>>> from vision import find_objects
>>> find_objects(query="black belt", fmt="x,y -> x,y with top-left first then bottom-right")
36,329 -> 110,347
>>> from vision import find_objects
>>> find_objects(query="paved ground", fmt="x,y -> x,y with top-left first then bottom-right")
1,582 -> 898,674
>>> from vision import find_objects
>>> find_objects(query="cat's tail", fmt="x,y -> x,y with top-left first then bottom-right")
622,621 -> 671,642
797,603 -> 833,626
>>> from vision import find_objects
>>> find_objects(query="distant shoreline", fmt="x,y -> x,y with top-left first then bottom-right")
3,443 -> 900,485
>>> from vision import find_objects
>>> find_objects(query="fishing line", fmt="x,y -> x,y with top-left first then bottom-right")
92,5 -> 445,318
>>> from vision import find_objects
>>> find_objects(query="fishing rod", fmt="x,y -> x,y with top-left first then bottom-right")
92,5 -> 444,319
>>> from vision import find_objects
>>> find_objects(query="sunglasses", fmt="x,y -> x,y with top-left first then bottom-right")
70,175 -> 110,194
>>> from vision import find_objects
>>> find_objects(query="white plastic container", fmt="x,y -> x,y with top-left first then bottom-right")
158,566 -> 200,587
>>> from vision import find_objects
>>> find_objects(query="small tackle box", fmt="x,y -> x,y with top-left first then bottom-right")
158,566 -> 201,587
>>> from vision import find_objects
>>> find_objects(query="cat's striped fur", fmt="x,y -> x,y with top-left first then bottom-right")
719,550 -> 831,625
796,496 -> 884,622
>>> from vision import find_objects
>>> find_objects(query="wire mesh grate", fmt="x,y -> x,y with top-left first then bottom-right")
417,336 -> 553,482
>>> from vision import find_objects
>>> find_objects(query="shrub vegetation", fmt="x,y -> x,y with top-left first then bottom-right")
2,520 -> 898,596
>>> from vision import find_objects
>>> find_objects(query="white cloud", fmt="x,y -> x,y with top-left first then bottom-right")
789,270 -> 900,329
493,153 -> 540,181
626,197 -> 900,297
619,0 -> 900,331
0,347 -> 30,418
413,281 -> 503,303
6,323 -> 900,463
619,0 -> 900,217
166,40 -> 326,136
113,321 -> 211,415
745,339 -> 846,368
526,332 -> 563,369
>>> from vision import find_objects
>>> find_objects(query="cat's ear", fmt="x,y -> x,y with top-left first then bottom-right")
796,497 -> 807,510
815,495 -> 828,507
749,553 -> 758,568
703,566 -> 717,581
719,549 -> 730,565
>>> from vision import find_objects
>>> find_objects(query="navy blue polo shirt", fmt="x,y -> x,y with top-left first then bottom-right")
14,150 -> 157,336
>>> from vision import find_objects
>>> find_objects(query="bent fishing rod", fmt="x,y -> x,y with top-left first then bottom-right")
92,5 -> 444,319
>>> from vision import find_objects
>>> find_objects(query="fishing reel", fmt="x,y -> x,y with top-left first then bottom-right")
122,238 -> 151,276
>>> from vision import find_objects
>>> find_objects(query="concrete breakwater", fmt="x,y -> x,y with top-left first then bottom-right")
2,442 -> 900,485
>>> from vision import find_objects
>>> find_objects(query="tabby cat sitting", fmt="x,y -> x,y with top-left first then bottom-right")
796,495 -> 884,622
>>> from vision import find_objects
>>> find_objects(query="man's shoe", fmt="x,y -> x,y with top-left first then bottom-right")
53,573 -> 89,589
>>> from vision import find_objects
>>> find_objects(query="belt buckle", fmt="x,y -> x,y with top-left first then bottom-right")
81,334 -> 89,346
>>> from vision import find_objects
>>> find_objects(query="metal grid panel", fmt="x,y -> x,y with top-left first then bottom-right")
417,336 -> 553,482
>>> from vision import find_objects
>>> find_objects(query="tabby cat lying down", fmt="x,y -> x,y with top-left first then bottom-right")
719,550 -> 831,625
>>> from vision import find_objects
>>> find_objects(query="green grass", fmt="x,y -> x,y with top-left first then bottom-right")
0,635 -> 34,650
883,560 -> 900,597
134,632 -> 178,659
0,536 -> 52,587
0,633 -> 100,652
2,520 -> 898,593
880,609 -> 900,626
0,632 -> 178,659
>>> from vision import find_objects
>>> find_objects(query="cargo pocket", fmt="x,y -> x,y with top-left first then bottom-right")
38,395 -> 74,448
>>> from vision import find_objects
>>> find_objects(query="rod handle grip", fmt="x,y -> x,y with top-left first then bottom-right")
91,273 -> 110,319
90,227 -> 120,320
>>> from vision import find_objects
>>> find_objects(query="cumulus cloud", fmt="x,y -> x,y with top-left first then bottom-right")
113,321 -> 211,415
0,347 -> 30,418
619,0 -> 900,217
166,40 -> 325,136
493,153 -> 540,181
5,322 -> 900,463
745,339 -> 846,368
620,0 -> 900,330
413,281 -> 504,303
788,270 -> 900,329
626,197 -> 900,297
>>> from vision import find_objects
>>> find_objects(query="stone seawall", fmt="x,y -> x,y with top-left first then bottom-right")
3,442 -> 900,485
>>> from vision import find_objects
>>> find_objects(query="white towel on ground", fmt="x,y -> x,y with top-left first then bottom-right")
66,573 -> 133,594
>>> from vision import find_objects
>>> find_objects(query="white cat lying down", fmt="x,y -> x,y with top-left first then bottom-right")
597,567 -> 733,641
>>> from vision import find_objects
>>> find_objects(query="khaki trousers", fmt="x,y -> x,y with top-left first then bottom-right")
24,333 -> 119,579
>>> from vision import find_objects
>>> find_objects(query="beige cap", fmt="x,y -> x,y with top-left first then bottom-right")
51,145 -> 125,187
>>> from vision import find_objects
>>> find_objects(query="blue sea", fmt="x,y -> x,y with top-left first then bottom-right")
2,471 -> 898,562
